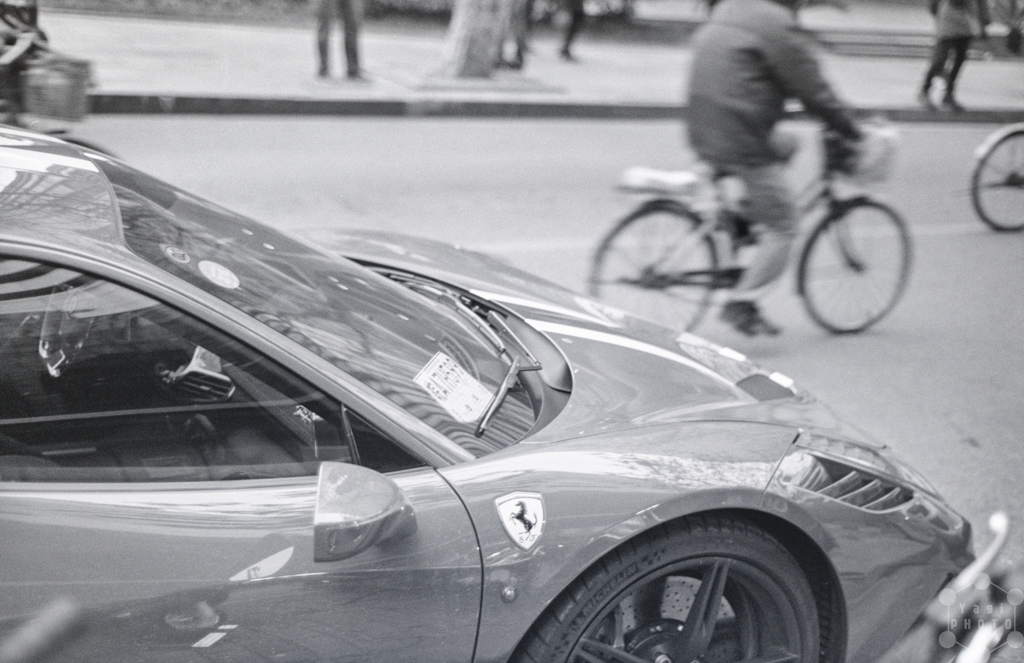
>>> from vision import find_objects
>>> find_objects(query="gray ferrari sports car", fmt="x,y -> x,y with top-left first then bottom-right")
0,126 -> 971,663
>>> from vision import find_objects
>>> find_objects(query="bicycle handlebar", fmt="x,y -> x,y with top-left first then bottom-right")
883,511 -> 1016,663
951,511 -> 1010,594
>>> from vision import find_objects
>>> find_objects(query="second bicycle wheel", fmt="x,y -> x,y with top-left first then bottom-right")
797,199 -> 912,334
588,200 -> 718,332
971,128 -> 1024,232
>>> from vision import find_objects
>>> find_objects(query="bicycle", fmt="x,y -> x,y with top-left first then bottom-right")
971,122 -> 1024,232
877,511 -> 1022,663
587,125 -> 913,335
0,9 -> 112,156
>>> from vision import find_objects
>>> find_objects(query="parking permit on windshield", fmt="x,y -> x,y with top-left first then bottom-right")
415,352 -> 493,423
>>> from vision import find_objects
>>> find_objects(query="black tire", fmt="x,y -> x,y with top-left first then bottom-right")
971,129 -> 1024,232
588,200 -> 718,332
798,199 -> 912,334
513,516 -> 820,663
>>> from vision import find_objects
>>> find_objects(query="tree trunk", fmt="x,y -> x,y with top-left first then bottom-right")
437,0 -> 514,77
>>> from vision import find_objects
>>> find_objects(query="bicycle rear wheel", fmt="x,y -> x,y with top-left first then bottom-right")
797,199 -> 911,334
588,199 -> 718,332
971,128 -> 1024,232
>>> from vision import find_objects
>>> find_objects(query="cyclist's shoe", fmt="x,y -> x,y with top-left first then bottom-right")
941,95 -> 965,113
720,301 -> 781,337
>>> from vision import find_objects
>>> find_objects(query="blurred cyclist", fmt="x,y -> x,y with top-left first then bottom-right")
0,0 -> 46,125
686,0 -> 863,336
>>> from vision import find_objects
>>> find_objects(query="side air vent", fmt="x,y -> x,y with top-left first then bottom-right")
160,346 -> 236,403
801,457 -> 913,511
174,372 -> 235,402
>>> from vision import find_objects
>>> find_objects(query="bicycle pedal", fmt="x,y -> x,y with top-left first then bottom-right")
712,268 -> 743,289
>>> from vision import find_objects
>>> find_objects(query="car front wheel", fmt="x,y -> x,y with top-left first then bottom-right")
513,515 -> 820,663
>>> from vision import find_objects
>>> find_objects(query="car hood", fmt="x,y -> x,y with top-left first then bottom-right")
308,229 -> 882,449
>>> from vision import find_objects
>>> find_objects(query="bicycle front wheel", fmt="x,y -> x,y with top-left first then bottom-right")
797,199 -> 912,334
588,200 -> 718,332
971,128 -> 1024,232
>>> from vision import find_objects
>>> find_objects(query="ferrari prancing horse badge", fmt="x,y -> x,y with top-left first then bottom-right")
496,492 -> 545,550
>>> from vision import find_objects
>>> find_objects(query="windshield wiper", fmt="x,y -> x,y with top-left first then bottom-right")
476,354 -> 542,437
384,271 -> 507,355
379,270 -> 544,437
476,356 -> 522,437
439,290 -> 506,355
474,311 -> 542,437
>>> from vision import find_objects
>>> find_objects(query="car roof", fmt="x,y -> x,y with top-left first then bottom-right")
0,126 -> 127,256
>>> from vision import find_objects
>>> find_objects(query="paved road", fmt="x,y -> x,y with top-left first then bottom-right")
71,115 -> 1024,572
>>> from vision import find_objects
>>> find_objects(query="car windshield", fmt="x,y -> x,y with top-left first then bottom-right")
96,159 -> 536,456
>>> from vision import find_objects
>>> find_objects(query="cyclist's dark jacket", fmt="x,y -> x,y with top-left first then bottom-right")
686,0 -> 860,167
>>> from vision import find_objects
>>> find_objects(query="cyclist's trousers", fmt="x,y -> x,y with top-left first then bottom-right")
717,161 -> 798,298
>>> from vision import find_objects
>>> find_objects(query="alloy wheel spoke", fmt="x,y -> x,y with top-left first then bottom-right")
676,560 -> 731,661
631,574 -> 669,626
739,648 -> 801,663
577,637 -> 652,663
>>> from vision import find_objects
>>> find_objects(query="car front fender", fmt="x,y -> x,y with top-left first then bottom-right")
438,420 -> 802,663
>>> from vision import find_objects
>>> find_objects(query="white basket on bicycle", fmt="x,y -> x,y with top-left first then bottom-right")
20,52 -> 92,121
844,122 -> 901,186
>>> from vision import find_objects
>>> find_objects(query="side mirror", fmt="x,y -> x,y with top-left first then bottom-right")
313,461 -> 417,562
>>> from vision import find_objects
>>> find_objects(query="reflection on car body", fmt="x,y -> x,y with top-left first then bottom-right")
0,126 -> 973,663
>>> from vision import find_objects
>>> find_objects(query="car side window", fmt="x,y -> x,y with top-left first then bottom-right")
0,259 -> 423,482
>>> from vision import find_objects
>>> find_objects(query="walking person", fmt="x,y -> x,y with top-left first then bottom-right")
918,0 -> 990,111
558,0 -> 586,60
497,0 -> 534,69
316,0 -> 362,80
686,0 -> 863,336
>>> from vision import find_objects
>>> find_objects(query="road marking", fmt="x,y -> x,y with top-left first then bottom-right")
193,632 -> 227,648
912,222 -> 992,237
229,546 -> 294,582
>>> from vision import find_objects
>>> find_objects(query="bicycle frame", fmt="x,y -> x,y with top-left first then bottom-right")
653,164 -> 854,290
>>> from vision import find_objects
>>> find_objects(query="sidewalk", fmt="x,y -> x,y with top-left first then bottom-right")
42,4 -> 1024,122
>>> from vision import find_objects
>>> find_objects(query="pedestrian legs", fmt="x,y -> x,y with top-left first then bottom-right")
512,0 -> 535,66
497,0 -> 533,69
940,36 -> 970,109
919,36 -> 970,110
316,0 -> 362,79
559,0 -> 585,60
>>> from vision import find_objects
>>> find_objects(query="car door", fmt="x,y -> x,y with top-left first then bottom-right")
0,257 -> 482,663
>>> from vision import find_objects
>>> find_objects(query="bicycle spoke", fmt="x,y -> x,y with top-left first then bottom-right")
589,204 -> 720,332
798,201 -> 910,333
972,129 -> 1024,232
611,267 -> 740,290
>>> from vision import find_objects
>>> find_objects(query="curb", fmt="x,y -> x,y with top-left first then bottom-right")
90,94 -> 1024,123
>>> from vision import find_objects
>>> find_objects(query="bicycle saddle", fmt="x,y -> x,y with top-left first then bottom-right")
618,166 -> 701,196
